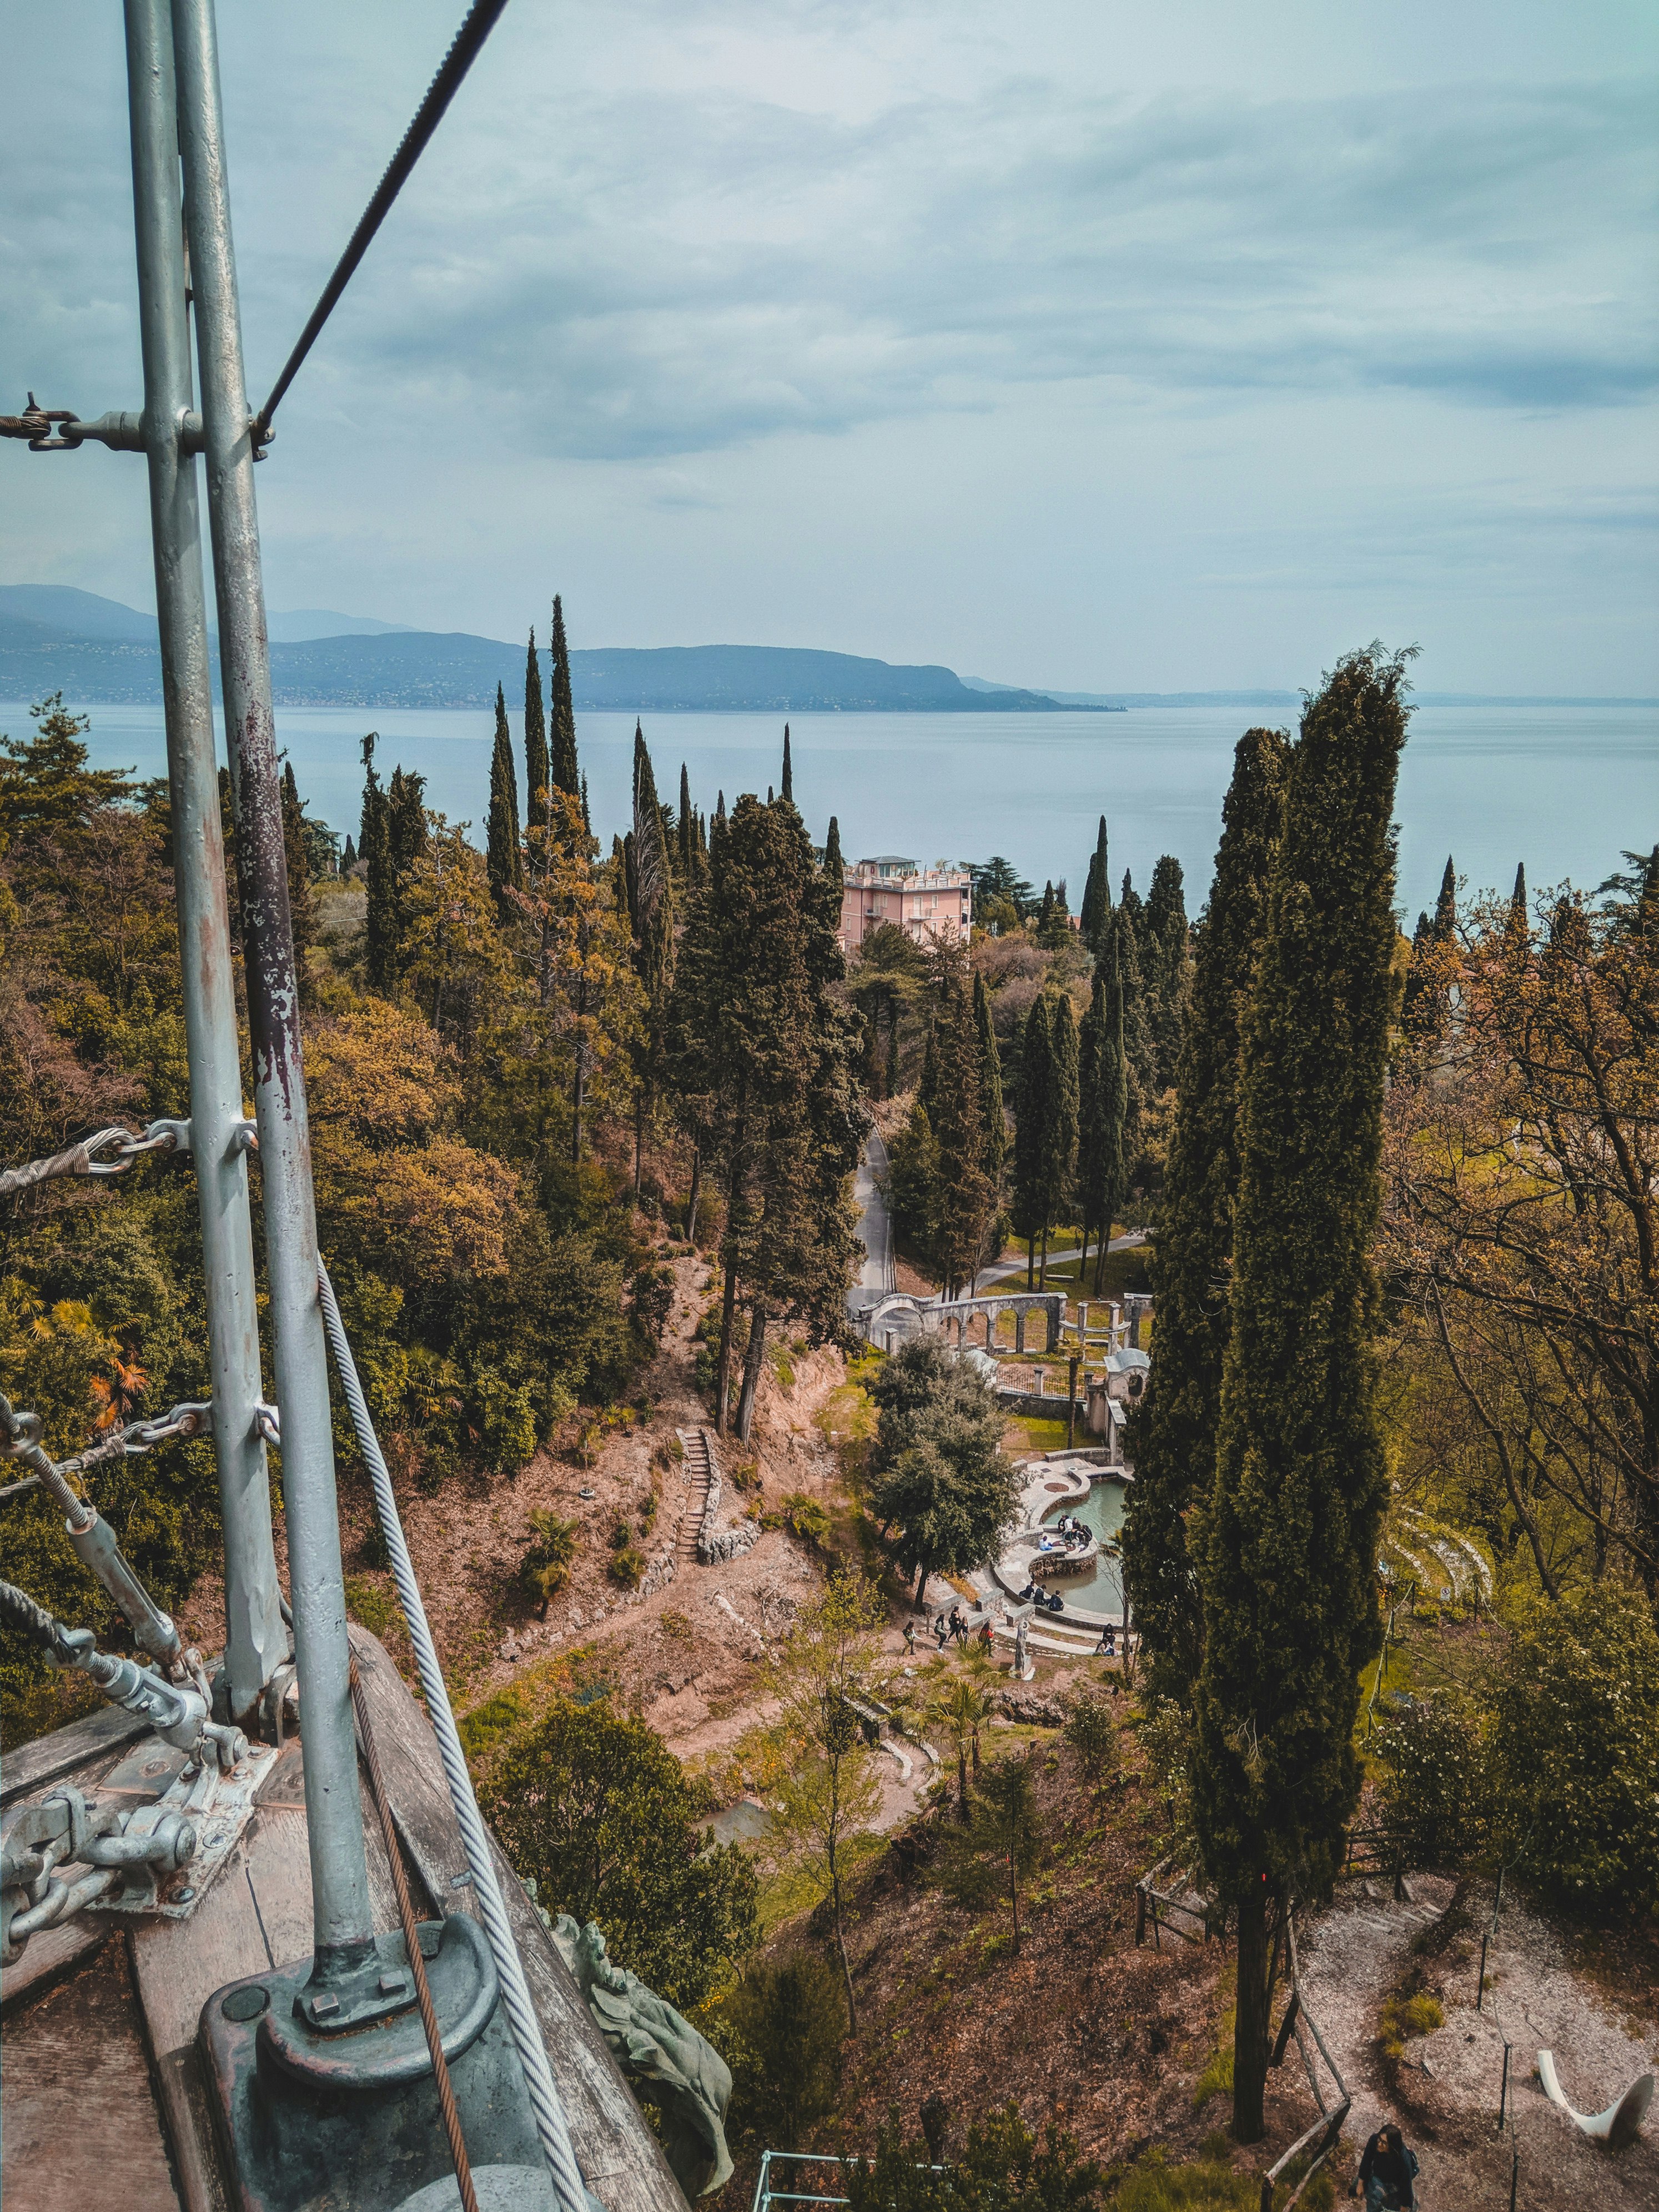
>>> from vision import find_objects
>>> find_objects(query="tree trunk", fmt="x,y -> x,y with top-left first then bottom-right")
736,1303 -> 768,1443
1027,1235 -> 1035,1289
1011,1856 -> 1022,1952
1232,1882 -> 1271,2142
1039,1225 -> 1048,1288
957,1750 -> 970,1819
686,1146 -> 703,1247
914,1559 -> 929,1606
571,1050 -> 585,1165
713,1262 -> 740,1436
831,1862 -> 857,2032
633,1085 -> 645,1197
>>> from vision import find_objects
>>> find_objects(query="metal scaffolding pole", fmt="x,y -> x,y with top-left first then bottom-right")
123,0 -> 285,1725
170,0 -> 374,1969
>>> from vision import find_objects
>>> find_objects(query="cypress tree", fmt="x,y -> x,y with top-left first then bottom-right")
1077,944 -> 1128,1291
627,723 -> 676,1193
1011,997 -> 1052,1287
823,813 -> 844,888
1121,728 -> 1290,1710
362,764 -> 395,993
549,593 -> 579,798
1145,855 -> 1192,1089
524,626 -> 548,848
358,729 -> 378,850
781,724 -> 794,804
1079,814 -> 1110,953
678,763 -> 693,879
1039,991 -> 1080,1281
279,760 -> 316,965
1108,901 -> 1158,1132
341,832 -> 357,873
1399,853 -> 1457,1057
486,683 -> 523,911
386,765 -> 429,960
1191,651 -> 1410,2140
926,970 -> 989,1299
973,968 -> 1006,1196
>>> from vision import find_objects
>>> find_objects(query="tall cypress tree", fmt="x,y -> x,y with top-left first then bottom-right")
1011,997 -> 1053,1287
1079,814 -> 1111,953
1122,728 -> 1290,1708
1191,653 -> 1410,2140
973,968 -> 1006,1198
626,723 -> 676,1193
1077,943 -> 1128,1291
781,724 -> 793,804
362,763 -> 395,993
927,969 -> 989,1298
279,760 -> 316,966
524,627 -> 549,850
486,683 -> 523,911
1039,991 -> 1080,1282
1145,855 -> 1193,1090
1399,852 -> 1457,1056
549,593 -> 579,798
678,763 -> 693,879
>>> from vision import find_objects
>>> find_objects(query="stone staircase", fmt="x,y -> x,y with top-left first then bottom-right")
675,1427 -> 715,1564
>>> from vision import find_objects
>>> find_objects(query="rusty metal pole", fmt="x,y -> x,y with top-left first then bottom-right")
123,0 -> 285,1725
171,0 -> 374,1973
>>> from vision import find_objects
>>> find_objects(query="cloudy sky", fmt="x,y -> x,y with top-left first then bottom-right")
4,0 -> 1655,693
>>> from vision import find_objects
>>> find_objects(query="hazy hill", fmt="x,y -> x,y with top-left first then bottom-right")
0,589 -> 1066,712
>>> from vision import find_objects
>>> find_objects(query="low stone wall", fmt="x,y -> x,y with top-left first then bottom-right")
996,1388 -> 1081,1423
698,1521 -> 761,1566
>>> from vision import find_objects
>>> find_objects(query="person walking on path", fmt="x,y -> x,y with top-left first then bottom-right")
1353,2125 -> 1418,2209
934,1615 -> 950,1650
904,1619 -> 918,1659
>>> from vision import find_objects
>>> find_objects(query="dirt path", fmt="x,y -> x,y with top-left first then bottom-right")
1289,1878 -> 1659,2209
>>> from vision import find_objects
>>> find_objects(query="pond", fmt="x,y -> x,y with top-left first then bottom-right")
1042,1479 -> 1128,1619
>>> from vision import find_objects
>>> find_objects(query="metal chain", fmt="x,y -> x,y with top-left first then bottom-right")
0,1392 -> 213,1506
0,1118 -> 193,1201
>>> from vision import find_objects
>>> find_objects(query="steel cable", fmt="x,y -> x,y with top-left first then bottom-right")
317,1262 -> 592,2212
254,0 -> 512,442
350,1655 -> 480,2212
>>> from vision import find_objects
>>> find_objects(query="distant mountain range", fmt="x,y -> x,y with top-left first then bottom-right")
2,591 -> 1648,713
0,589 -> 1070,713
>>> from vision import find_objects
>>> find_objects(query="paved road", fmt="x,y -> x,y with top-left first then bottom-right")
975,1227 -> 1147,1294
854,1126 -> 895,1297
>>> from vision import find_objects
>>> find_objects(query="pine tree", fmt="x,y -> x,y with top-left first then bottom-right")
1121,728 -> 1290,1709
1079,814 -> 1111,953
667,793 -> 867,1437
781,724 -> 793,803
1011,997 -> 1053,1287
1039,991 -> 1080,1281
486,684 -> 523,911
279,760 -> 316,967
549,594 -> 579,798
1191,653 -> 1410,2140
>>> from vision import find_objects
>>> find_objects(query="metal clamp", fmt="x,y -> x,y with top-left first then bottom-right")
255,1402 -> 281,1447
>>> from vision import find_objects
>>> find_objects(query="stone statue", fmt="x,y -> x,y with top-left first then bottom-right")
551,1913 -> 734,2198
1013,1610 -> 1034,1682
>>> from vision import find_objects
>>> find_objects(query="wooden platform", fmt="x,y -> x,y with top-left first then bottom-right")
1,1628 -> 685,2212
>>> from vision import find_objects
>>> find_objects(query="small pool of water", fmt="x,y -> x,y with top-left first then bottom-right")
1042,1480 -> 1128,1618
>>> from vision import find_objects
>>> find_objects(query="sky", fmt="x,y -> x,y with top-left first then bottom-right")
3,1 -> 1656,696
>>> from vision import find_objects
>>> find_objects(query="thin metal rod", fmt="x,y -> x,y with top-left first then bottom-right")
123,0 -> 285,1726
350,1658 -> 480,2212
253,0 -> 511,440
172,0 -> 374,1969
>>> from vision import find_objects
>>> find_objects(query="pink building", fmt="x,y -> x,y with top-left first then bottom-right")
839,855 -> 973,953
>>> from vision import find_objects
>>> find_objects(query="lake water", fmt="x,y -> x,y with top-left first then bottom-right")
4,697 -> 1651,919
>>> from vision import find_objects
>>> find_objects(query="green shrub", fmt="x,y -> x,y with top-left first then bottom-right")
609,1544 -> 646,1589
708,1953 -> 844,2148
521,1511 -> 579,1617
482,1696 -> 758,2011
1374,1694 -> 1489,1868
843,2104 -> 1103,2210
1063,1694 -> 1119,1792
781,1492 -> 832,1548
1489,1583 -> 1659,1911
